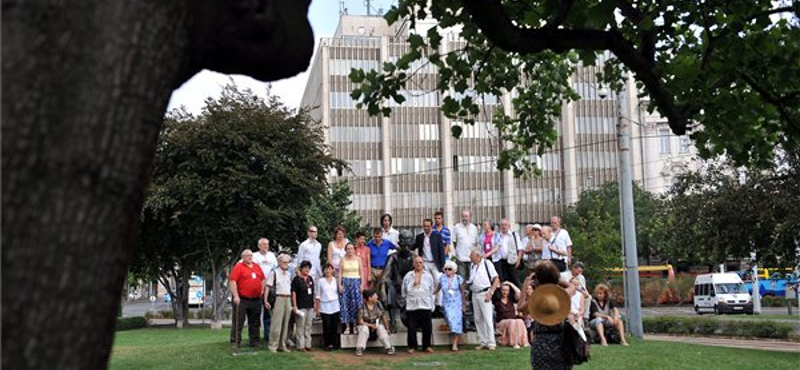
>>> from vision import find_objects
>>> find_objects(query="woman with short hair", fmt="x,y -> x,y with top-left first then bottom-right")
338,243 -> 363,334
434,260 -> 465,351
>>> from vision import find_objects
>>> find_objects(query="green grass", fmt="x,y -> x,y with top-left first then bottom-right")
110,328 -> 799,370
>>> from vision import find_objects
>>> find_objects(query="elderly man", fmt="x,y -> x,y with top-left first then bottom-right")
253,238 -> 277,341
296,226 -> 322,279
230,249 -> 266,348
452,209 -> 478,279
547,216 -> 573,272
265,254 -> 294,353
467,247 -> 500,351
402,256 -> 437,353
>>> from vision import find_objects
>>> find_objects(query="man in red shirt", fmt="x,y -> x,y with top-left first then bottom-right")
230,249 -> 266,347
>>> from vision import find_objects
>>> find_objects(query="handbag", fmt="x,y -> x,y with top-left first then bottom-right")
562,321 -> 591,365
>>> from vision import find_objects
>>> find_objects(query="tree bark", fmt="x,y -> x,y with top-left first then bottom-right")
2,1 -> 313,369
210,261 -> 230,330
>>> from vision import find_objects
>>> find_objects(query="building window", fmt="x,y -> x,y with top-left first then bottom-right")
419,124 -> 439,141
331,126 -> 380,143
659,129 -> 671,154
329,59 -> 380,76
679,136 -> 690,153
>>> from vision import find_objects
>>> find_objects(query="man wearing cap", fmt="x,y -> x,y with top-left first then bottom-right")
452,209 -> 478,279
467,247 -> 500,350
229,249 -> 266,348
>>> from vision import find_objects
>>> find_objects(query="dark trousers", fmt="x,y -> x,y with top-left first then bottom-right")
263,304 -> 271,342
233,297 -> 262,346
321,312 -> 341,349
494,260 -> 520,287
406,309 -> 433,350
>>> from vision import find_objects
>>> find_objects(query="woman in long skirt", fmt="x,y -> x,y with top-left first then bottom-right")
339,243 -> 363,334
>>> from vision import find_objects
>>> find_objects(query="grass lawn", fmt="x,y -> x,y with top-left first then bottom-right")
110,327 -> 798,370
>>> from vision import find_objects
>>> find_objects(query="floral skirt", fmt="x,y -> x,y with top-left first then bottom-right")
340,278 -> 362,324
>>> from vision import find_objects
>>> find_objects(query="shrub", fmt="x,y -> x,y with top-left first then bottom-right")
116,316 -> 148,331
761,295 -> 790,307
643,316 -> 793,339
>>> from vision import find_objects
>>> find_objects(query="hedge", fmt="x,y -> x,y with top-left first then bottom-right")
643,316 -> 793,339
116,316 -> 148,331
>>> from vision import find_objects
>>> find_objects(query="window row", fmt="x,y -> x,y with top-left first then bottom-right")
576,117 -> 616,134
577,151 -> 617,169
391,157 -> 440,175
329,59 -> 380,76
330,126 -> 381,143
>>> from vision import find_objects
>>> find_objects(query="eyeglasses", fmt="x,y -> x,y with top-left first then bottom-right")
443,268 -> 452,271
309,230 -> 317,233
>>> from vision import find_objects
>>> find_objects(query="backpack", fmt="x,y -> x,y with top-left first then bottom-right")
562,322 -> 591,365
605,327 -> 622,345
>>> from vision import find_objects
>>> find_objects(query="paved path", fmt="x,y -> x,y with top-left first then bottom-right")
646,334 -> 800,353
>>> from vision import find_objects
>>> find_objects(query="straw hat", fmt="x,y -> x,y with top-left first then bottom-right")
526,284 -> 571,326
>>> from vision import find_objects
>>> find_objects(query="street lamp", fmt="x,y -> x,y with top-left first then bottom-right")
598,80 -> 644,338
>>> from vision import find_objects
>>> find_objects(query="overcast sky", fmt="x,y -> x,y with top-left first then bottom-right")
167,1 -> 392,114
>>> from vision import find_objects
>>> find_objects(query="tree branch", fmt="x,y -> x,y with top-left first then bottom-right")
740,72 -> 799,133
615,0 -> 656,64
460,0 -> 687,134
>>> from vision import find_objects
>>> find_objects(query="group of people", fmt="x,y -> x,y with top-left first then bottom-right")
228,210 -> 628,366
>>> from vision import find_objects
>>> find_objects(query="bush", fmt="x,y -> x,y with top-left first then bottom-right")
761,295 -> 790,307
117,316 -> 148,331
643,316 -> 793,339
144,310 -> 174,319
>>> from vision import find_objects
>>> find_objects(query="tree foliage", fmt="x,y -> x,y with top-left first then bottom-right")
352,0 -> 799,173
562,181 -> 663,284
304,181 -> 365,262
131,83 -> 344,326
651,152 -> 800,268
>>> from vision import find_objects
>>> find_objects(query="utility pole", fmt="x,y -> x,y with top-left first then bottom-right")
617,84 -> 643,338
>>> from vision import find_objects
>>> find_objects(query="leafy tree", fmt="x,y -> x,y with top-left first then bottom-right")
563,181 -> 663,284
351,1 -> 799,173
304,181 -> 364,262
131,84 -> 344,327
652,153 -> 800,268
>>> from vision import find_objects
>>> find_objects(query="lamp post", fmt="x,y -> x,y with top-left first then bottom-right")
598,82 -> 644,338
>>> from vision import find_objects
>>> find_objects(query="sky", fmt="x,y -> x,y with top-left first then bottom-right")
167,1 -> 391,114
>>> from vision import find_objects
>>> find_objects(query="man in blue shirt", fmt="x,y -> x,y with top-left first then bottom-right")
368,227 -> 396,299
432,211 -> 452,259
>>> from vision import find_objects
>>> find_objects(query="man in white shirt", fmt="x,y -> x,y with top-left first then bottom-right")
560,262 -> 590,320
381,213 -> 400,247
296,226 -> 322,279
452,209 -> 478,279
549,216 -> 573,272
265,254 -> 294,353
495,218 -> 522,287
467,247 -> 499,351
252,238 -> 277,342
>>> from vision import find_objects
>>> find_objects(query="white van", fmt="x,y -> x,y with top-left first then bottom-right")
694,273 -> 753,315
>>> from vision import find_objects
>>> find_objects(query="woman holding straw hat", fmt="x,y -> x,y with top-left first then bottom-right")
527,260 -> 572,370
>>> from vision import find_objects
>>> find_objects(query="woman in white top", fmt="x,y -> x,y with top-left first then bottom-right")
316,263 -> 341,350
327,226 -> 348,276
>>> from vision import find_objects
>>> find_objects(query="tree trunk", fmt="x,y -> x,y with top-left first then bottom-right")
210,262 -> 230,330
2,1 -> 312,369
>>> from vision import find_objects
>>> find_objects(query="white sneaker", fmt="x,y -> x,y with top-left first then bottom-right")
513,345 -> 520,349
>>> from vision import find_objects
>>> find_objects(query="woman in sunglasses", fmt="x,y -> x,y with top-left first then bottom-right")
434,260 -> 466,351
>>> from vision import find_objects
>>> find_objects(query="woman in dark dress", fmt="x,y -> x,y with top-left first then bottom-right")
528,261 -> 572,370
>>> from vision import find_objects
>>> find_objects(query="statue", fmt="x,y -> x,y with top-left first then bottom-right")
382,228 -> 415,333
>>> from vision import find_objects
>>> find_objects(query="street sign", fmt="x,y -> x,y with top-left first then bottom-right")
149,295 -> 156,303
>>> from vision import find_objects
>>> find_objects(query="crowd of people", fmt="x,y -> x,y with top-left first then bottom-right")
228,210 -> 628,368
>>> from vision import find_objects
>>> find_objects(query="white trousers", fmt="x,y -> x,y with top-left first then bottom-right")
472,291 -> 496,347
